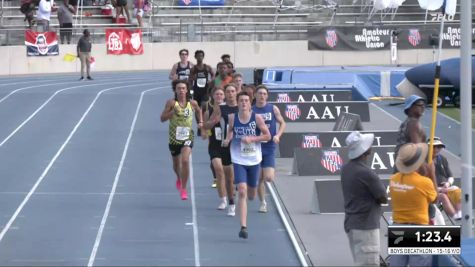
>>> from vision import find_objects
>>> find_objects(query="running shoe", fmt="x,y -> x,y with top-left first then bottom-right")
227,204 -> 236,216
217,200 -> 227,210
238,227 -> 248,239
211,179 -> 217,188
453,210 -> 462,220
78,77 -> 84,81
258,202 -> 267,213
180,189 -> 188,200
176,178 -> 181,191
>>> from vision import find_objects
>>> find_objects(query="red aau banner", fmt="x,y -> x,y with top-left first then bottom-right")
106,29 -> 143,55
25,30 -> 59,56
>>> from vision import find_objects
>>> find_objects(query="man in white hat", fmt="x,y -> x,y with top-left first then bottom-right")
390,143 -> 437,267
341,131 -> 387,267
428,137 -> 462,220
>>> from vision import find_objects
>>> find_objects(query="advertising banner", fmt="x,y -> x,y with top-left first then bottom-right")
25,30 -> 59,56
293,146 -> 395,176
308,24 -> 475,50
274,101 -> 370,122
177,0 -> 225,7
268,90 -> 352,103
279,130 -> 398,158
106,28 -> 143,55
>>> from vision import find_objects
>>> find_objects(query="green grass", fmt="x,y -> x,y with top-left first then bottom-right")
438,107 -> 475,129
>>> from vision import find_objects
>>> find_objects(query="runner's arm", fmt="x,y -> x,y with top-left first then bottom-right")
222,114 -> 234,147
169,63 -> 178,80
273,105 -> 286,144
160,99 -> 175,122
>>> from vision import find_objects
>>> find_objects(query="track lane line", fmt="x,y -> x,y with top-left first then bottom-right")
87,86 -> 167,266
0,82 -> 160,244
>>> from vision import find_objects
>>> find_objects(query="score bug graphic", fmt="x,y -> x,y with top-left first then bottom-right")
388,226 -> 461,255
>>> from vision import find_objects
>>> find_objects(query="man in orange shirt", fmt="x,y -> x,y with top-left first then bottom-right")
389,143 -> 437,267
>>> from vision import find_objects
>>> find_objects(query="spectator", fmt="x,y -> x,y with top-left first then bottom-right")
133,0 -> 144,27
57,0 -> 75,44
20,0 -> 39,28
428,137 -> 462,220
77,29 -> 93,80
36,0 -> 57,32
390,143 -> 437,267
341,131 -> 387,267
115,0 -> 131,23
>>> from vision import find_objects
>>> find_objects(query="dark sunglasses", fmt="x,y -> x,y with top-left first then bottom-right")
180,53 -> 188,56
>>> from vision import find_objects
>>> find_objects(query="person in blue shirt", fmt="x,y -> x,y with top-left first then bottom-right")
252,85 -> 286,213
223,91 -> 270,239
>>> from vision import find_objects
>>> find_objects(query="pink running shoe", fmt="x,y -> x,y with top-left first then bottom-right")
180,189 -> 188,200
176,178 -> 181,191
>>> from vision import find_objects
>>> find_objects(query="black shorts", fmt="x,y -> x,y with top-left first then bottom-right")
117,0 -> 127,6
169,141 -> 193,157
60,23 -> 73,34
208,142 -> 224,161
193,89 -> 208,106
221,146 -> 232,166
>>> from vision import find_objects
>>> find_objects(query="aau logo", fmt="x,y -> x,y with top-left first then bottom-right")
325,30 -> 338,48
302,135 -> 322,148
320,150 -> 343,173
285,104 -> 301,121
408,29 -> 421,47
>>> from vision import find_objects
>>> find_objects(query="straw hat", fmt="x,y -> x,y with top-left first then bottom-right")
395,143 -> 428,174
346,131 -> 374,160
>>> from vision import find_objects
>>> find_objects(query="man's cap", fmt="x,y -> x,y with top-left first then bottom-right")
427,136 -> 445,148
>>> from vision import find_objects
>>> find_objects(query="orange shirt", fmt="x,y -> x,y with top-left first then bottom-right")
390,172 -> 437,225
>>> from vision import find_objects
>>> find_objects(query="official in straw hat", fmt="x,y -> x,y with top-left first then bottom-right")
390,143 -> 437,267
341,131 -> 387,267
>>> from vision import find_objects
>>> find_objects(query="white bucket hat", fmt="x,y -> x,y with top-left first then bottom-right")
346,131 -> 374,160
395,143 -> 428,174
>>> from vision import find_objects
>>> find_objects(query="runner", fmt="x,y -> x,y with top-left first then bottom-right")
252,85 -> 286,213
232,73 -> 244,94
169,49 -> 194,84
160,80 -> 203,200
203,87 -> 227,209
219,83 -> 239,216
211,62 -> 233,92
189,50 -> 214,108
223,91 -> 271,239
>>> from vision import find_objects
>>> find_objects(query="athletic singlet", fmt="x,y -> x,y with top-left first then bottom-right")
230,112 -> 262,166
220,104 -> 238,141
207,105 -> 223,147
176,61 -> 191,81
252,103 -> 276,152
169,101 -> 194,145
192,64 -> 209,94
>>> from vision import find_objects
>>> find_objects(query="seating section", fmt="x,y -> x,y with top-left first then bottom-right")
0,0 -> 473,45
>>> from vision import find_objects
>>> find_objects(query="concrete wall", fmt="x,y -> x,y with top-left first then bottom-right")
0,40 -> 467,76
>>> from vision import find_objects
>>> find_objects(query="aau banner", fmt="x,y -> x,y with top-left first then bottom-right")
25,30 -> 59,56
106,29 -> 143,55
308,24 -> 475,51
177,0 -> 225,7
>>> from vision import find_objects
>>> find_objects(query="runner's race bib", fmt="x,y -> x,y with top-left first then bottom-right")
240,141 -> 256,157
176,126 -> 190,141
197,78 -> 207,88
214,127 -> 222,140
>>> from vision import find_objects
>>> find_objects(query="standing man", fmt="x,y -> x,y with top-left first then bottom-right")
341,131 -> 387,266
169,49 -> 194,83
160,80 -> 203,200
77,29 -> 93,81
395,95 -> 427,159
36,0 -> 57,32
252,85 -> 286,213
223,91 -> 271,239
57,0 -> 75,44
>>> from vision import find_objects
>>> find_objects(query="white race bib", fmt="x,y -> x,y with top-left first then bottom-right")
214,127 -> 222,141
240,141 -> 257,157
176,126 -> 190,141
197,78 -> 207,88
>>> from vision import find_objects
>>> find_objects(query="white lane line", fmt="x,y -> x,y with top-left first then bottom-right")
189,154 -> 200,267
0,79 -> 57,88
0,82 -> 158,244
0,77 -> 146,105
0,78 -> 160,148
267,182 -> 309,267
87,87 -> 165,267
